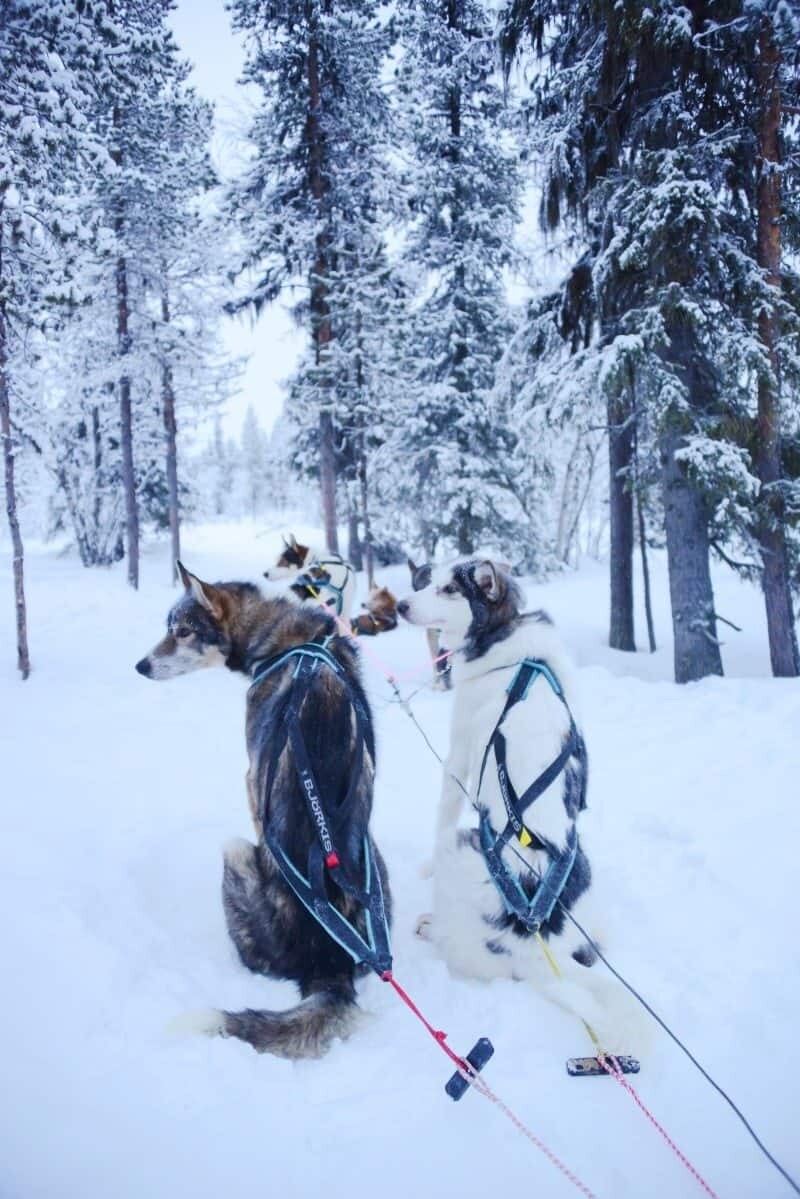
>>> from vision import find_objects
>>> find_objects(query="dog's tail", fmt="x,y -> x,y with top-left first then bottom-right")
176,987 -> 359,1059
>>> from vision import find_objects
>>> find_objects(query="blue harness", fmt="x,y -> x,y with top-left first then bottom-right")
293,556 -> 353,617
476,659 -> 586,933
250,639 -> 392,975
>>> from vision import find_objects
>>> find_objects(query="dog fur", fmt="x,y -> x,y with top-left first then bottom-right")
135,562 -> 391,1058
350,583 -> 398,636
398,559 -> 636,1051
407,558 -> 452,691
264,534 -> 356,621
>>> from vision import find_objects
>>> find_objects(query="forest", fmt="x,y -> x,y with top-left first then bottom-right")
2,0 -> 800,684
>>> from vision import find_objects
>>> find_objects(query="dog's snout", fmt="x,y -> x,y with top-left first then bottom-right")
135,657 -> 153,678
397,599 -> 410,618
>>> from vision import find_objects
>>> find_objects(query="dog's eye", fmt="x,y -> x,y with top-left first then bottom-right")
440,583 -> 457,596
175,626 -> 193,639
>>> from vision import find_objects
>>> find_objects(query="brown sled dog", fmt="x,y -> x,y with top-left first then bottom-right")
135,563 -> 391,1058
350,583 -> 398,636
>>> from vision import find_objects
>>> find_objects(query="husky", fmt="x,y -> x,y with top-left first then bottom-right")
350,583 -> 398,636
407,558 -> 452,691
398,559 -> 635,1052
135,563 -> 391,1058
264,534 -> 356,621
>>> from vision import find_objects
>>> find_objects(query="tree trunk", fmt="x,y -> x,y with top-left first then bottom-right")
1,359 -> 31,679
161,285 -> 181,584
637,489 -> 657,653
660,428 -> 723,683
113,106 -> 139,589
633,423 -> 656,652
347,498 -> 363,572
359,440 -> 374,588
307,19 -> 338,552
0,216 -> 30,679
755,20 -> 799,676
608,390 -> 635,650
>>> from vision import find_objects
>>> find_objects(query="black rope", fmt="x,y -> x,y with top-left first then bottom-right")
394,681 -> 800,1198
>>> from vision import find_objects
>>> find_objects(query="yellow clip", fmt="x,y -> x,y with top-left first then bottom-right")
518,827 -> 533,848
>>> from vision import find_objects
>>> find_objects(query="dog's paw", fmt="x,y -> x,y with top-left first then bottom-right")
419,858 -> 434,880
415,912 -> 434,940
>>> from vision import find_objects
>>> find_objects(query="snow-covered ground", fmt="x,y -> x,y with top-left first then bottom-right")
1,521 -> 798,1199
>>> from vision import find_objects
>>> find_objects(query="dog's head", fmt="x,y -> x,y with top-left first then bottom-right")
264,534 -> 310,580
407,557 -> 432,593
397,559 -> 521,650
351,583 -> 398,634
364,583 -> 397,621
135,563 -> 234,680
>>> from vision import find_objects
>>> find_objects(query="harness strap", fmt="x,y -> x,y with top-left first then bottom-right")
252,638 -> 391,975
295,555 -> 353,617
477,659 -> 584,933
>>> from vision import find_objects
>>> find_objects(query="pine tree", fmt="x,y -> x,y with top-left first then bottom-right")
227,0 -> 396,553
500,0 -> 800,681
392,0 -> 524,559
0,0 -> 109,675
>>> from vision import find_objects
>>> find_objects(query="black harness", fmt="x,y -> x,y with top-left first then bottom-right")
250,639 -> 392,975
476,658 -> 586,933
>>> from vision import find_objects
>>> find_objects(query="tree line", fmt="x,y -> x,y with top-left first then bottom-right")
2,0 -> 800,684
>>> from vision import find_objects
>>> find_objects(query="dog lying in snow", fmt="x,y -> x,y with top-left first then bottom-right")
398,558 -> 633,1051
350,583 -> 398,636
135,563 -> 391,1058
264,534 -> 356,621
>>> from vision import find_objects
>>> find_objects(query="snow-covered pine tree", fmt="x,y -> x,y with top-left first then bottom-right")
87,1 -> 196,588
392,0 -> 524,560
0,0 -> 110,676
749,3 -> 800,675
27,5 -> 232,585
500,0 -> 800,681
227,0 -> 395,553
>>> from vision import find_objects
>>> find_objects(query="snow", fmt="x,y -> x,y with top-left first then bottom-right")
1,520 -> 799,1199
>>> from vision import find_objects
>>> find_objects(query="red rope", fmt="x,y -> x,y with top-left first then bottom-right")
600,1055 -> 720,1198
381,972 -> 598,1198
380,971 -> 466,1070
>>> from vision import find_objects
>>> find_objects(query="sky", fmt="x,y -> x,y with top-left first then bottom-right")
169,1 -> 304,438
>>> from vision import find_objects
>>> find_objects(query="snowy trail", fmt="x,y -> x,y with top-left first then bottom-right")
1,524 -> 799,1199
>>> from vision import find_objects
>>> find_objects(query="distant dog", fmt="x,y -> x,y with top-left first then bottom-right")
407,558 -> 451,690
135,563 -> 391,1058
264,534 -> 356,621
398,559 -> 631,1051
350,583 -> 398,636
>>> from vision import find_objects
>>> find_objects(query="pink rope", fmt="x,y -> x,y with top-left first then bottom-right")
383,970 -> 598,1198
467,1070 -> 599,1198
328,607 -> 454,685
601,1056 -> 720,1198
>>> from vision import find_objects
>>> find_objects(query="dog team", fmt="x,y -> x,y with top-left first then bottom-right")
135,536 -> 632,1060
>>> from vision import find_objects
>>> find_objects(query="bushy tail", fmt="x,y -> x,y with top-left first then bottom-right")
182,988 -> 360,1059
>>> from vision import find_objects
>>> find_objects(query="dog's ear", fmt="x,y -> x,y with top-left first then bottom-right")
177,560 -> 192,591
407,557 -> 418,575
179,564 -> 227,622
289,533 -> 298,548
474,560 -> 501,603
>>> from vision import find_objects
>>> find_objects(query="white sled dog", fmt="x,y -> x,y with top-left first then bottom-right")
263,534 -> 356,622
398,559 -> 639,1053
